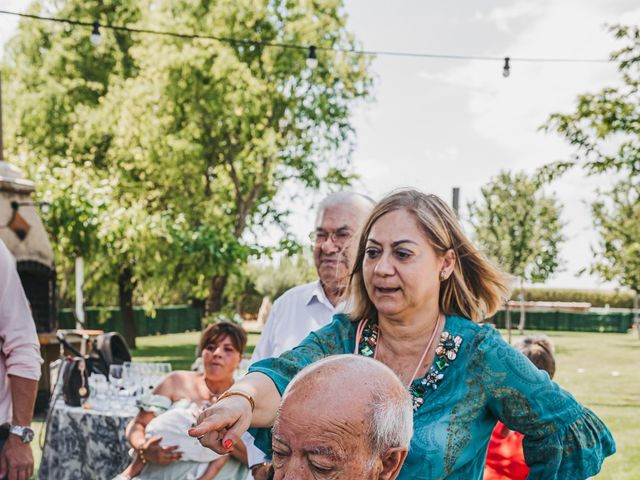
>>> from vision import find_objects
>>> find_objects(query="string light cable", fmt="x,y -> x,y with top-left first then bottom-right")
0,9 -> 615,76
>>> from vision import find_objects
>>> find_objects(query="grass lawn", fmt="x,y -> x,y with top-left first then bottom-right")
31,328 -> 638,479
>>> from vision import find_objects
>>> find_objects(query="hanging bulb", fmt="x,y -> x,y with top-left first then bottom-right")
306,46 -> 318,69
90,21 -> 101,45
502,57 -> 510,77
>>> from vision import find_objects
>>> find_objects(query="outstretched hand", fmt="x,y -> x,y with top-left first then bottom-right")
188,395 -> 253,455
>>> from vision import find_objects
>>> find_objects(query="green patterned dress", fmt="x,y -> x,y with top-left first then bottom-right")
249,313 -> 615,480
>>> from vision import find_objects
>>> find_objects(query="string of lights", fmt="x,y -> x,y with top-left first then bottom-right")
0,9 -> 614,77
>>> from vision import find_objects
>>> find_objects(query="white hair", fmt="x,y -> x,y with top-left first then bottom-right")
283,355 -> 413,455
315,191 -> 376,227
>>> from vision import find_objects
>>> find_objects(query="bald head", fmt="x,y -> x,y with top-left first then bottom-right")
272,355 -> 412,480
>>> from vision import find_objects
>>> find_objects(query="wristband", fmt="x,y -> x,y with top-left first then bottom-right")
217,390 -> 255,412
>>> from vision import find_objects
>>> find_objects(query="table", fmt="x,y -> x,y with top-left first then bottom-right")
38,400 -> 137,480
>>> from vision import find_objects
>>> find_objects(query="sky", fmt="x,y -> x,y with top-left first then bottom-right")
1,0 -> 639,290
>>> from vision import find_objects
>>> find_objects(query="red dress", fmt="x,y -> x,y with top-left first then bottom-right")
484,421 -> 530,480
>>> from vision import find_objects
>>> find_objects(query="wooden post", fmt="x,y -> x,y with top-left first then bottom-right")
634,292 -> 639,340
75,256 -> 85,329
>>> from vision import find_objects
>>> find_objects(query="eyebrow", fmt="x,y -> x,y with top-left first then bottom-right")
366,238 -> 418,247
316,225 -> 352,232
305,446 -> 346,462
272,434 -> 345,461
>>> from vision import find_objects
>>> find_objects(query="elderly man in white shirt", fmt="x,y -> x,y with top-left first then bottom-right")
248,191 -> 375,480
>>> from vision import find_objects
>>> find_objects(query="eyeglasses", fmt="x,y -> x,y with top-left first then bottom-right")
309,229 -> 354,245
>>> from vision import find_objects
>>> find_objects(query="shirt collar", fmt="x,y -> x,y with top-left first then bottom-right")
307,280 -> 338,311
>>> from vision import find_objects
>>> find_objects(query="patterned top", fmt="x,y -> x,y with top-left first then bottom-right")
249,313 -> 615,480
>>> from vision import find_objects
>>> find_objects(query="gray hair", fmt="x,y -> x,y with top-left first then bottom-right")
283,355 -> 413,454
315,191 -> 376,227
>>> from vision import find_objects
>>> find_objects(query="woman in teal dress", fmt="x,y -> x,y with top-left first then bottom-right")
190,189 -> 615,479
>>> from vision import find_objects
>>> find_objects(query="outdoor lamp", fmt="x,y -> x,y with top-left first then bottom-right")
306,46 -> 318,69
90,21 -> 102,45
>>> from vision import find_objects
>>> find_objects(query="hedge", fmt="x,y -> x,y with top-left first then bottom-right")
488,309 -> 633,333
58,305 -> 202,336
511,288 -> 636,308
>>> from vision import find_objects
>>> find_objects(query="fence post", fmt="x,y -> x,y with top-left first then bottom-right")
634,292 -> 639,340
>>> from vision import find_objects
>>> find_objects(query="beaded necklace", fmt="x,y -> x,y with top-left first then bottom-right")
355,315 -> 463,411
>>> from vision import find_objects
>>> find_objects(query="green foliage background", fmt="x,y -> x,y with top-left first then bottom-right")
1,0 -> 373,313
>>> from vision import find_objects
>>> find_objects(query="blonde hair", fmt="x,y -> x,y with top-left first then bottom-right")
347,189 -> 511,322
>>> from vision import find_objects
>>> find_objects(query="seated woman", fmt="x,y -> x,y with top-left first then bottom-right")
116,322 -> 249,480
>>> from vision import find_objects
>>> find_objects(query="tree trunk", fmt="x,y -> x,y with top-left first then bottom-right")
634,292 -> 640,341
119,266 -> 137,349
205,274 -> 228,318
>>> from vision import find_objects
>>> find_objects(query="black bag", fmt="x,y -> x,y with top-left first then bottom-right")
61,357 -> 90,407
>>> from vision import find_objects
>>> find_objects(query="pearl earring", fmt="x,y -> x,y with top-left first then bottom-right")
440,270 -> 447,281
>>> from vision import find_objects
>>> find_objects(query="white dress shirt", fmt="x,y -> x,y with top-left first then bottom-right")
251,280 -> 338,363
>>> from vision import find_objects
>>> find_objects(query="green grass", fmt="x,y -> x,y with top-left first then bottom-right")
32,329 -> 639,479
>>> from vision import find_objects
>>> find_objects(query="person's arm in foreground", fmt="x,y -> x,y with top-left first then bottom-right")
481,328 -> 615,479
0,376 -> 38,480
189,315 -> 348,455
189,372 -> 281,454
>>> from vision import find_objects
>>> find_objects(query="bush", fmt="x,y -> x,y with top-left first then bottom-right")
512,288 -> 635,308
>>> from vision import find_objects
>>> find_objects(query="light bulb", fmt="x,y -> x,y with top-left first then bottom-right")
306,46 -> 318,69
502,57 -> 510,78
90,21 -> 101,45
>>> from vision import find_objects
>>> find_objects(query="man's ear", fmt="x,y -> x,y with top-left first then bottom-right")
378,447 -> 408,480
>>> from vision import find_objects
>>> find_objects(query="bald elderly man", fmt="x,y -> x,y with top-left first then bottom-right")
270,355 -> 412,480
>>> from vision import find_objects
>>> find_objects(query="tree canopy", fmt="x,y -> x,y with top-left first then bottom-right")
468,170 -> 565,284
544,25 -> 640,292
2,0 -> 373,344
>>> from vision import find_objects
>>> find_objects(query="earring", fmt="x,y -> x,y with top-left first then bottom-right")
439,270 -> 447,281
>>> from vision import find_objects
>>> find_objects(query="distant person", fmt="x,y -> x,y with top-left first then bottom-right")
116,322 -> 249,480
248,191 -> 374,479
484,335 -> 556,480
251,191 -> 375,361
272,355 -> 411,480
0,239 -> 43,480
191,188 -> 615,479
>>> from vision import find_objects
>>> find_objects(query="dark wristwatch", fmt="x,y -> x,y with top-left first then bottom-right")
9,425 -> 35,443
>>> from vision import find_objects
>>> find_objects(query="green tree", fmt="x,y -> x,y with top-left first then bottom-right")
590,179 -> 640,293
469,171 -> 566,282
543,25 -> 640,300
85,0 -> 372,315
3,0 -> 372,345
543,25 -> 640,177
468,171 -> 565,333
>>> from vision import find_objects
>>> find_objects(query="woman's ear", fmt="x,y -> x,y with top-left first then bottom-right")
440,249 -> 456,278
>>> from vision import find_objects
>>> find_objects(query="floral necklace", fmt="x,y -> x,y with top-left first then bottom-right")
355,315 -> 463,411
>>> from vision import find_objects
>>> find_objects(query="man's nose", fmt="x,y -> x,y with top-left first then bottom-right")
320,236 -> 340,253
